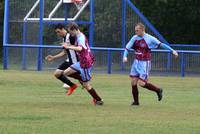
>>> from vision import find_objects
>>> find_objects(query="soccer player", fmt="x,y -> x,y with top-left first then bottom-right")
45,24 -> 82,95
123,23 -> 178,106
61,22 -> 103,105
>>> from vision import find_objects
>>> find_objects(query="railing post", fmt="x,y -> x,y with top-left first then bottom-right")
89,0 -> 94,47
122,0 -> 126,48
22,22 -> 28,70
121,0 -> 126,71
120,51 -> 126,71
167,52 -> 171,71
107,50 -> 112,74
3,47 -> 8,69
38,0 -> 44,71
181,52 -> 185,77
3,0 -> 9,69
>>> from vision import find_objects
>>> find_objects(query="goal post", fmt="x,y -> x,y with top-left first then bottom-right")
24,0 -> 90,22
3,0 -> 94,70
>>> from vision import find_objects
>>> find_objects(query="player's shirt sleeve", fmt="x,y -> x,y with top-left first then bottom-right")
77,35 -> 87,49
160,43 -> 174,52
123,36 -> 136,58
148,35 -> 162,49
148,35 -> 174,51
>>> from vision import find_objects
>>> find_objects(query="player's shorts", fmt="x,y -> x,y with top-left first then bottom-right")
57,61 -> 73,70
70,62 -> 92,82
130,59 -> 151,81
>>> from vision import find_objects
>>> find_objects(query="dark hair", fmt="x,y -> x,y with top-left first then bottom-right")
54,24 -> 65,30
67,22 -> 79,31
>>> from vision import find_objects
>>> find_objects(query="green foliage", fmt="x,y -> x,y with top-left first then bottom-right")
132,0 -> 200,44
1,0 -> 200,50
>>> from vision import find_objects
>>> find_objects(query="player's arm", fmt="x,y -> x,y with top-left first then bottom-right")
150,36 -> 178,58
123,36 -> 136,62
62,36 -> 86,52
45,50 -> 66,61
160,43 -> 178,58
61,42 -> 82,51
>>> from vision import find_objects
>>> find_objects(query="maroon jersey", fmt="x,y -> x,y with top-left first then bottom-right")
76,33 -> 94,68
133,39 -> 151,61
125,34 -> 164,61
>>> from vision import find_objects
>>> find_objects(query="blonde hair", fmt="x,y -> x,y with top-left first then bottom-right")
136,23 -> 145,30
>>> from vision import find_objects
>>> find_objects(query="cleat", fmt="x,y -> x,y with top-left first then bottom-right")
93,99 -> 104,106
157,88 -> 163,101
63,83 -> 70,90
66,84 -> 77,96
131,102 -> 139,106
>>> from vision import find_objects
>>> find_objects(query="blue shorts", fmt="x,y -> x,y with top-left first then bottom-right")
70,62 -> 92,82
130,59 -> 151,81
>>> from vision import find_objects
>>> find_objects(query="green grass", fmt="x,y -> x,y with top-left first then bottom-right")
0,70 -> 200,134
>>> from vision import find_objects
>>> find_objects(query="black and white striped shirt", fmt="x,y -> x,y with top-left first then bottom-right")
63,33 -> 79,64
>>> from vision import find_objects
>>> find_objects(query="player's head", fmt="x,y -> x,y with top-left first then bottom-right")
135,23 -> 145,36
54,24 -> 67,37
67,22 -> 80,36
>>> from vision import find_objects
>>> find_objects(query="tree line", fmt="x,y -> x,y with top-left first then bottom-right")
1,0 -> 200,46
132,0 -> 200,44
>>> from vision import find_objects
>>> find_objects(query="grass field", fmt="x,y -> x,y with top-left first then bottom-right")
0,70 -> 200,134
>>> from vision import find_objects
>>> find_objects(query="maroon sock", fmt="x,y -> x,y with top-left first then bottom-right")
132,85 -> 139,103
69,73 -> 82,81
88,88 -> 102,101
143,83 -> 160,93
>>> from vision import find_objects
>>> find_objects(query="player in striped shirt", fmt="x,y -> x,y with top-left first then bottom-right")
123,23 -> 178,106
45,24 -> 82,95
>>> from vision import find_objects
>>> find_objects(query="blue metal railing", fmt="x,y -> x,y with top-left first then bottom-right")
3,0 -> 200,77
3,44 -> 200,77
170,44 -> 200,48
3,0 -> 9,69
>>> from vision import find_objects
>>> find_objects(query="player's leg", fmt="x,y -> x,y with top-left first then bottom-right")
130,60 -> 140,105
138,79 -> 163,101
130,76 -> 139,105
61,61 -> 83,88
79,66 -> 103,105
69,73 -> 82,81
137,61 -> 163,101
63,65 -> 79,96
55,69 -> 75,87
83,81 -> 103,105
61,61 -> 82,81
69,72 -> 84,89
138,80 -> 163,101
54,69 -> 68,84
54,62 -> 75,87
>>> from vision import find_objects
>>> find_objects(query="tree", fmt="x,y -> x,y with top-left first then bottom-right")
132,0 -> 200,44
